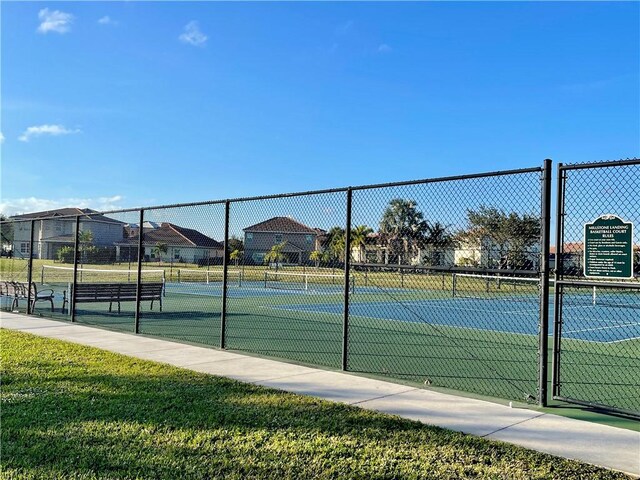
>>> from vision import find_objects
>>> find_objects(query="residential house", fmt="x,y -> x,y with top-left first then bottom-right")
549,242 -> 584,275
117,222 -> 224,264
454,237 -> 540,270
10,208 -> 125,260
243,217 -> 324,265
355,232 -> 455,267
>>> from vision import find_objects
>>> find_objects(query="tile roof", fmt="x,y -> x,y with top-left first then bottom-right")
123,223 -> 223,249
243,217 -> 318,234
550,242 -> 584,254
10,208 -> 124,224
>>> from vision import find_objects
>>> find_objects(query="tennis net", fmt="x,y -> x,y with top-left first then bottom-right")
564,283 -> 640,309
264,271 -> 355,293
452,273 -> 540,300
176,268 -> 242,287
41,265 -> 166,284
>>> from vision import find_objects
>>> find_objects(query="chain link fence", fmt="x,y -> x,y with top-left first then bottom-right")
12,159 -> 624,410
553,159 -> 640,417
347,169 -> 547,402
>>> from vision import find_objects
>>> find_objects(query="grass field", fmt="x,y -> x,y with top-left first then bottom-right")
0,329 -> 631,480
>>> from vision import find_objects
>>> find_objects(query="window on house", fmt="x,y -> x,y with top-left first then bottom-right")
246,233 -> 253,244
20,243 -> 30,254
305,235 -> 313,244
275,234 -> 283,243
174,249 -> 180,260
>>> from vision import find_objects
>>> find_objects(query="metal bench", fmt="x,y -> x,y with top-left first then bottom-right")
2,281 -> 55,312
63,282 -> 164,314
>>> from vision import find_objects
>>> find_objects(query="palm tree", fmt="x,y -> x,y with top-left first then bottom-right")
379,199 -> 428,264
153,242 -> 168,264
322,226 -> 346,263
230,249 -> 242,267
309,250 -> 323,269
350,225 -> 373,262
264,241 -> 287,271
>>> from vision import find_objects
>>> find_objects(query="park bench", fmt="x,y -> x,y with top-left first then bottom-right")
62,282 -> 164,314
1,281 -> 55,312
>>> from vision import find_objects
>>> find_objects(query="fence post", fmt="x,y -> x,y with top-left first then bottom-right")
538,159 -> 552,406
342,188 -> 353,371
70,216 -> 81,322
25,220 -> 36,314
220,200 -> 230,349
551,163 -> 566,398
134,209 -> 144,334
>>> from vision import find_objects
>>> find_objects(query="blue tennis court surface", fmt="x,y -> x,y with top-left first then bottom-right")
164,281 -> 390,297
271,298 -> 640,343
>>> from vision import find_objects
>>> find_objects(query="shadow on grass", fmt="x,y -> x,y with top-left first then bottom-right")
1,331 -> 628,480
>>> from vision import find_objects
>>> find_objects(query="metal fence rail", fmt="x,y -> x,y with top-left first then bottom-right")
552,159 -> 640,418
17,158 -> 640,411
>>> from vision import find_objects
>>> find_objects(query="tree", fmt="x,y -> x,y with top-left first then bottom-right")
228,236 -> 244,253
309,250 -> 322,269
153,242 -> 168,264
78,230 -> 94,263
0,214 -> 14,248
379,199 -> 428,264
264,241 -> 287,271
350,225 -> 373,262
324,227 -> 346,262
463,206 -> 540,269
421,222 -> 453,266
230,249 -> 243,267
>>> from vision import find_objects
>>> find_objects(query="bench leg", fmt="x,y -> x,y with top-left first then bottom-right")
159,297 -> 162,312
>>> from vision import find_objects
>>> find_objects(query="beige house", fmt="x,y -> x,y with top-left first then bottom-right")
243,217 -> 324,265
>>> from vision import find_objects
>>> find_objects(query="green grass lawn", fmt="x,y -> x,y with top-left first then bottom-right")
1,329 -> 631,480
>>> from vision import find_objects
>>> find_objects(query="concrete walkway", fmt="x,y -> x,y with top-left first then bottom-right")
2,312 -> 639,477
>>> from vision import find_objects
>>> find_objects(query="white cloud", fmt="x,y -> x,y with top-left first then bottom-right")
37,8 -> 74,34
179,21 -> 207,47
18,124 -> 81,142
98,16 -> 118,26
378,44 -> 392,54
0,196 -> 125,217
0,132 -> 4,144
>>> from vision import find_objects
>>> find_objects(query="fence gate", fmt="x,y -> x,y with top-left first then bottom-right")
552,158 -> 640,418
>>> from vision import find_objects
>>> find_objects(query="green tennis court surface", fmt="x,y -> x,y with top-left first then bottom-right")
16,276 -> 637,412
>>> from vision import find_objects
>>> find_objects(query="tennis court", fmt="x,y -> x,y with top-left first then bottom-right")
271,296 -> 640,343
32,269 -> 640,345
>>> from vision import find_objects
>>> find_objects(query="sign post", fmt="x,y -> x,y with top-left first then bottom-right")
584,215 -> 634,279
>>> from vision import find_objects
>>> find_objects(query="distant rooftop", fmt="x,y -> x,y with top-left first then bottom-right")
10,208 -> 124,224
244,216 -> 320,234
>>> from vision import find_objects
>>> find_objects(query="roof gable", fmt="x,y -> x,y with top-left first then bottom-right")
243,217 -> 318,234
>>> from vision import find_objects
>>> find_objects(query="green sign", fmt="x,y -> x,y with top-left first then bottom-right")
584,215 -> 634,279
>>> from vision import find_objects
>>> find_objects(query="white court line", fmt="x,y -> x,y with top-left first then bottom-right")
606,335 -> 640,344
564,322 -> 640,334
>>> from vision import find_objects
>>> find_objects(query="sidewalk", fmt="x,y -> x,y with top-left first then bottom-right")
2,312 -> 638,477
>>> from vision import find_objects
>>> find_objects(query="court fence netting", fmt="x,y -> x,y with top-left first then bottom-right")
2,157 -> 638,418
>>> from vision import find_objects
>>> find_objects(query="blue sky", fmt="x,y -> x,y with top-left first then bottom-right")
1,1 -> 639,217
